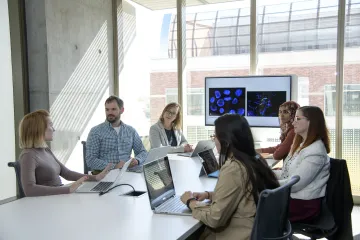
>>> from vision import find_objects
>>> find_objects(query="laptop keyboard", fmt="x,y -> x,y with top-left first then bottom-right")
127,165 -> 143,173
157,196 -> 187,213
90,181 -> 113,192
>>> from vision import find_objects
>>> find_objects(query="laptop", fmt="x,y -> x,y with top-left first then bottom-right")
76,159 -> 132,193
127,146 -> 170,173
143,156 -> 191,216
198,149 -> 220,178
177,140 -> 215,158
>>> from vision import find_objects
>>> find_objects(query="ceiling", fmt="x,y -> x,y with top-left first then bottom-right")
131,0 -> 241,10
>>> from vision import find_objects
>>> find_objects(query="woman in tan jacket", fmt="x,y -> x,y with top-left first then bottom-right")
181,114 -> 279,240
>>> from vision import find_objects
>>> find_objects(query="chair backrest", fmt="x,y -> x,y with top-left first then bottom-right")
7,162 -> 25,198
251,175 -> 300,240
81,141 -> 90,174
326,158 -> 353,239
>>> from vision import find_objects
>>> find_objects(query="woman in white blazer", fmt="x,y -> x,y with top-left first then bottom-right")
274,106 -> 331,223
149,102 -> 193,153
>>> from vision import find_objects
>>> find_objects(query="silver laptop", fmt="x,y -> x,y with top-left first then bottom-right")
127,146 -> 170,173
143,156 -> 191,216
76,159 -> 132,193
178,140 -> 215,158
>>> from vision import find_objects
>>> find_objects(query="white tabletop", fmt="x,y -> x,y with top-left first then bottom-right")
0,155 -> 216,240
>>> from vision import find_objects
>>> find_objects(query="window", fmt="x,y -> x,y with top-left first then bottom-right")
165,88 -> 205,116
325,85 -> 360,116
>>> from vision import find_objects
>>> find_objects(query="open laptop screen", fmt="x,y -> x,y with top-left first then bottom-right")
143,157 -> 175,209
198,149 -> 219,174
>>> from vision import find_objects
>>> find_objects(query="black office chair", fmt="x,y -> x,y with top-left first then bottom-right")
251,175 -> 300,240
81,141 -> 90,174
291,158 -> 351,240
291,198 -> 337,240
8,162 -> 25,198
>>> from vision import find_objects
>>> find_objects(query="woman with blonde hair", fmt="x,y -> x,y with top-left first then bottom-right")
149,102 -> 192,153
19,110 -> 111,197
256,100 -> 300,160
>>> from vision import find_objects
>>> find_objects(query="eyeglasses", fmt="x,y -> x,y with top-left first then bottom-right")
210,134 -> 217,141
166,110 -> 177,117
294,117 -> 307,122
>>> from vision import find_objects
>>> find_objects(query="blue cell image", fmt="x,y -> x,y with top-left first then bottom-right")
215,90 -> 221,98
217,99 -> 225,107
210,104 -> 218,112
224,96 -> 232,102
229,109 -> 236,114
208,88 -> 246,116
235,89 -> 243,97
237,108 -> 245,115
247,110 -> 255,116
223,89 -> 231,95
247,91 -> 286,117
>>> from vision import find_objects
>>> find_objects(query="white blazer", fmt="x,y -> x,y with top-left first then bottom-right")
149,121 -> 188,153
274,139 -> 330,200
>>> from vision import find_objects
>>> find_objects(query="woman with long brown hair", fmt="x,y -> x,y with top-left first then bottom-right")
256,101 -> 300,160
180,114 -> 279,239
149,102 -> 193,153
274,106 -> 331,222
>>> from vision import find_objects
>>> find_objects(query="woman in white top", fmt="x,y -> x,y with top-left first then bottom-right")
274,106 -> 331,222
149,102 -> 193,153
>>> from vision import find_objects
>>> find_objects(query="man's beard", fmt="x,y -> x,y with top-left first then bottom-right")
106,114 -> 120,123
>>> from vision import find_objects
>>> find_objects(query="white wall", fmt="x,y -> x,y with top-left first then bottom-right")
0,0 -> 16,200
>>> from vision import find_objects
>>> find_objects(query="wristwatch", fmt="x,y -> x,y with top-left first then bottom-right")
186,197 -> 196,209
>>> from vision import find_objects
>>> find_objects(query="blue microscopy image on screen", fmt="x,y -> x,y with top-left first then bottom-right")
235,89 -> 243,97
209,88 -> 246,116
237,108 -> 245,115
247,91 -> 286,117
223,89 -> 231,95
217,99 -> 225,107
215,90 -> 221,99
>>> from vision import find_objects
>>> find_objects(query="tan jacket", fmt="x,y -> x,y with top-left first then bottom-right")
192,158 -> 256,240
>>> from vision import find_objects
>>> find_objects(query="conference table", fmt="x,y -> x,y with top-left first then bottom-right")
0,154 -> 278,240
0,155 -> 217,240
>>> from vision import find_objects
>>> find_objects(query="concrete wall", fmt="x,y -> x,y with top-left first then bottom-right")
0,0 -> 16,200
25,0 -> 114,164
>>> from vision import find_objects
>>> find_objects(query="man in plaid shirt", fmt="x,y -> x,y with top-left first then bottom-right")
86,96 -> 147,173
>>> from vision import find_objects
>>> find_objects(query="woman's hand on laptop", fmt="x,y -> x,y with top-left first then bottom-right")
69,176 -> 88,193
95,164 -> 112,181
180,191 -> 194,204
192,192 -> 210,201
184,144 -> 193,152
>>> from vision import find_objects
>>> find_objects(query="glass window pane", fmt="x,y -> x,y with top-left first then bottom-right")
344,0 -> 360,197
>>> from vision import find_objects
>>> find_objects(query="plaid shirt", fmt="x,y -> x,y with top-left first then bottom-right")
86,121 -> 147,170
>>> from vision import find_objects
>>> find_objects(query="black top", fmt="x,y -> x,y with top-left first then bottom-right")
164,129 -> 177,147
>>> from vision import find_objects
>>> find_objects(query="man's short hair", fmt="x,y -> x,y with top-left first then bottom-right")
105,95 -> 124,109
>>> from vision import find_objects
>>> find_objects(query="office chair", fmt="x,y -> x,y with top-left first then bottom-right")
8,162 -> 25,198
291,198 -> 337,240
250,175 -> 300,240
291,158 -> 353,240
81,141 -> 90,174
